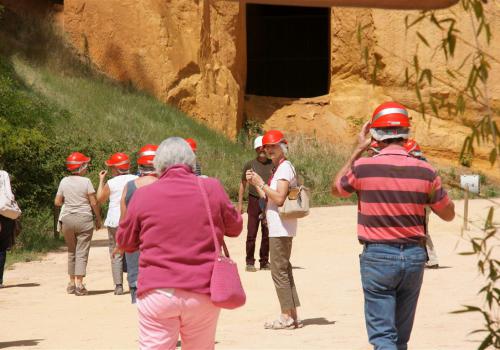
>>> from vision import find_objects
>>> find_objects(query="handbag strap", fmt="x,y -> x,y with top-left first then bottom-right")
197,177 -> 230,258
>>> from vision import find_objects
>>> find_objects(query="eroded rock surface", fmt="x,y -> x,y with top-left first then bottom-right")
2,0 -> 499,177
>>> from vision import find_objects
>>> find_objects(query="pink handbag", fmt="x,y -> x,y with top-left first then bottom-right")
197,178 -> 246,310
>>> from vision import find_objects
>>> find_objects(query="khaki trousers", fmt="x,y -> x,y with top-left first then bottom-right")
270,237 -> 300,312
107,227 -> 123,285
61,214 -> 94,276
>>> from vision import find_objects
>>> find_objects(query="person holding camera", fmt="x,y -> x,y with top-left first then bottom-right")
246,130 -> 302,330
238,136 -> 273,272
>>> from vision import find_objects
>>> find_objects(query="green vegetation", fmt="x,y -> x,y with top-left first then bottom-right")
0,53 -> 353,261
8,55 -> 352,206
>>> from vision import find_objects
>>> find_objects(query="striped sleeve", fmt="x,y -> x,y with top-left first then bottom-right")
336,167 -> 358,198
428,173 -> 451,211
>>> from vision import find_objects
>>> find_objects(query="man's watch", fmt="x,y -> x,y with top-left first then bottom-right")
259,183 -> 266,190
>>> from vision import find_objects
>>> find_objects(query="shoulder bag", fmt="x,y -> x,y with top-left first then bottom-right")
275,163 -> 310,219
0,171 -> 21,220
197,177 -> 246,309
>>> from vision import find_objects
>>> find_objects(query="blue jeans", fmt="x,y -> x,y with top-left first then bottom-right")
125,251 -> 140,304
360,243 -> 426,350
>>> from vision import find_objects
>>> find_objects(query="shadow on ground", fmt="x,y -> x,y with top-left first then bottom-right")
90,239 -> 110,248
0,339 -> 43,348
2,283 -> 40,289
426,266 -> 452,270
87,289 -> 114,296
302,317 -> 336,327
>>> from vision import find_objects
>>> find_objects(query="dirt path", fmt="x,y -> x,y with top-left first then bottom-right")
1,199 -> 498,349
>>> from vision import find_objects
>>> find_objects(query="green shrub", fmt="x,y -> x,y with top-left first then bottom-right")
0,55 -> 69,251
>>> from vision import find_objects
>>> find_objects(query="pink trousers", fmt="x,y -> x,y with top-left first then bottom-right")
137,289 -> 220,350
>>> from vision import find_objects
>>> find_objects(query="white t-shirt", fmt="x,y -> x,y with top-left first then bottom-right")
105,174 -> 138,228
266,160 -> 298,238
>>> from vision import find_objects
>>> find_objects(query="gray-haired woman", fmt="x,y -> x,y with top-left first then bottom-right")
116,137 -> 242,349
246,130 -> 302,330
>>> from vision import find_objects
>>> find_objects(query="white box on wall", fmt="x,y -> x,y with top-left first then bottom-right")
460,175 -> 480,194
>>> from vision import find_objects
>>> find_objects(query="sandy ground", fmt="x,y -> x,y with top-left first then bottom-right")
1,199 -> 499,350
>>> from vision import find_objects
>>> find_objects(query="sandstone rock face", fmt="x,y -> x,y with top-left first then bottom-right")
2,0 -> 499,177
62,0 -> 244,139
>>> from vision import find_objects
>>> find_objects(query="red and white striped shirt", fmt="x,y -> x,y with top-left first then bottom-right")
336,144 -> 451,243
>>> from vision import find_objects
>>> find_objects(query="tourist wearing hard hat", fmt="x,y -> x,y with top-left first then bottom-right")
116,144 -> 159,304
97,152 -> 138,296
331,102 -> 455,349
246,130 -> 302,330
55,152 -> 102,296
238,136 -> 274,272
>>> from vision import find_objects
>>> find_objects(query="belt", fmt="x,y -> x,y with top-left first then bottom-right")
360,237 -> 426,248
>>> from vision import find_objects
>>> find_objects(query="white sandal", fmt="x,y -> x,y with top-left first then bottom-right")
264,316 -> 295,330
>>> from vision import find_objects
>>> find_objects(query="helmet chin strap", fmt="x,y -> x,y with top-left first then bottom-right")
72,163 -> 88,175
117,168 -> 130,175
139,166 -> 156,176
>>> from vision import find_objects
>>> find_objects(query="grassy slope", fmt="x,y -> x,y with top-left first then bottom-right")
11,57 -> 352,206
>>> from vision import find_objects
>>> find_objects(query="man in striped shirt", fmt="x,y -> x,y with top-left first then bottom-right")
331,102 -> 455,350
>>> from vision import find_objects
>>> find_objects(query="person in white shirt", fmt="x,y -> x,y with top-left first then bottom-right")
97,152 -> 137,295
0,170 -> 20,289
246,130 -> 302,330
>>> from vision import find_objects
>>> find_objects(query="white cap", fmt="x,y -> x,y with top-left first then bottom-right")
253,136 -> 264,150
370,127 -> 409,141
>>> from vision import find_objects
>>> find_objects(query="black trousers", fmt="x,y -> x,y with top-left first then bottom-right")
0,215 -> 15,285
246,195 -> 269,266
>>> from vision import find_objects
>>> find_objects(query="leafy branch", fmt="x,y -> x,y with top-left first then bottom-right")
357,1 -> 499,348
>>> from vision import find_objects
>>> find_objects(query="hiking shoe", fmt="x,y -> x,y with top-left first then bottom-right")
260,263 -> 270,271
75,285 -> 88,296
114,284 -> 124,295
66,283 -> 76,294
245,265 -> 257,272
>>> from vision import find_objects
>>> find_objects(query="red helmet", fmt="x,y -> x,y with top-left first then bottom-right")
262,130 -> 287,145
404,139 -> 423,157
185,138 -> 197,152
371,102 -> 410,129
137,144 -> 158,166
105,152 -> 130,170
66,152 -> 90,172
369,140 -> 381,153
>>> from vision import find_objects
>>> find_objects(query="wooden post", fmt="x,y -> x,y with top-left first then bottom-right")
463,185 -> 469,231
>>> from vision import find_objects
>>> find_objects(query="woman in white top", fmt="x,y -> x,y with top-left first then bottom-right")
0,170 -> 20,288
246,130 -> 302,330
97,152 -> 137,295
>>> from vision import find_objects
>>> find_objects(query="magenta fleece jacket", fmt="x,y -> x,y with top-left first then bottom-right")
116,164 -> 243,297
